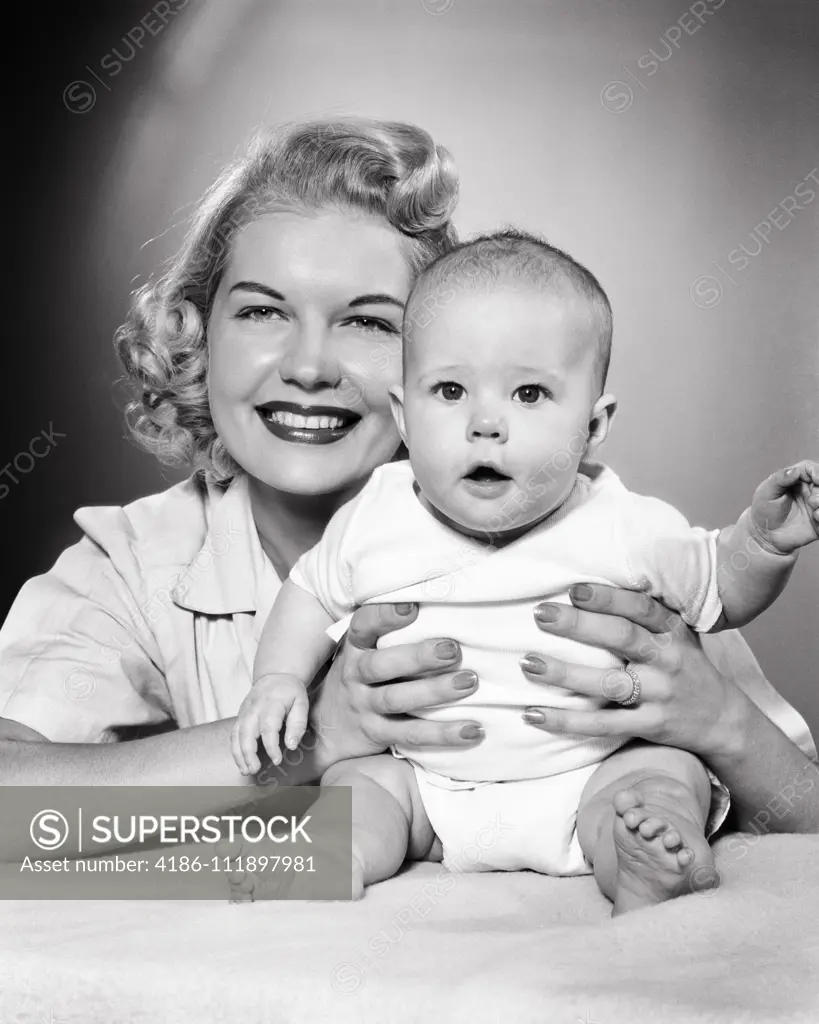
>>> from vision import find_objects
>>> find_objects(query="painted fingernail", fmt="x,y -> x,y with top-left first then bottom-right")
453,671 -> 478,690
534,604 -> 560,623
460,723 -> 484,740
522,709 -> 546,725
395,603 -> 415,616
435,640 -> 459,660
570,583 -> 593,602
519,655 -> 546,675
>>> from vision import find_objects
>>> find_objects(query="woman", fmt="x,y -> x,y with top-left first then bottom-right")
0,119 -> 815,842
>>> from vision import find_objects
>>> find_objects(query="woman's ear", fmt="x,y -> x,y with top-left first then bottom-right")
585,393 -> 618,457
388,384 -> 408,445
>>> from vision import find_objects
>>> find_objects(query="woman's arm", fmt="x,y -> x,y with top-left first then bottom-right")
519,584 -> 818,834
0,604 -> 479,786
700,695 -> 818,834
0,717 -> 275,787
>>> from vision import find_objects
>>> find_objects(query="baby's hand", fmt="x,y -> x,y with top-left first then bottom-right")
230,674 -> 310,777
750,460 -> 819,555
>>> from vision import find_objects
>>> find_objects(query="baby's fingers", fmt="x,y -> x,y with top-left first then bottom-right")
260,704 -> 287,768
233,712 -> 263,777
771,460 -> 819,493
284,693 -> 310,752
804,479 -> 819,533
230,720 -> 247,775
758,465 -> 800,501
752,464 -> 811,520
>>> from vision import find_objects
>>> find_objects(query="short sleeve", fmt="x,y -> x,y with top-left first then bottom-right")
288,490 -> 364,621
620,494 -> 723,631
0,537 -> 173,743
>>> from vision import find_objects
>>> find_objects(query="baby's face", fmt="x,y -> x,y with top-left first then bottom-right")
397,282 -> 600,538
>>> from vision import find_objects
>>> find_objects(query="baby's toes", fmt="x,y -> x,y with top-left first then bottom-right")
676,846 -> 695,869
613,787 -> 645,817
622,805 -> 652,831
637,816 -> 669,840
661,828 -> 683,851
228,870 -> 256,903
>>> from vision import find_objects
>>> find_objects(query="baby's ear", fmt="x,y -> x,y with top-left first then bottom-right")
586,393 -> 618,455
388,384 -> 408,445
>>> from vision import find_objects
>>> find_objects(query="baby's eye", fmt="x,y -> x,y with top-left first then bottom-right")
236,306 -> 286,324
513,384 -> 550,405
431,381 -> 465,402
343,316 -> 399,335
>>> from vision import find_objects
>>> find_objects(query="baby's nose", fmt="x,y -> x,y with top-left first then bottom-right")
468,414 -> 508,442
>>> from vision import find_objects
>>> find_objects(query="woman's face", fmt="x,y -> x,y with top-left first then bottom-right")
208,209 -> 412,496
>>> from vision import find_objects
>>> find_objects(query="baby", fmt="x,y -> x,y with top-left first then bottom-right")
232,230 -> 818,914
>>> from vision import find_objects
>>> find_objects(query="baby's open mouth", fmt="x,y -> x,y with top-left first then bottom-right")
464,465 -> 511,483
462,464 -> 514,498
256,401 -> 361,445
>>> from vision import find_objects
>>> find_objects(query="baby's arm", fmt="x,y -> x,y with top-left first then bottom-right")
714,460 -> 819,629
231,479 -> 370,775
231,580 -> 336,775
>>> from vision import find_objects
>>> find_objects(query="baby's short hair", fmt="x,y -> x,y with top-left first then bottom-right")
404,228 -> 613,392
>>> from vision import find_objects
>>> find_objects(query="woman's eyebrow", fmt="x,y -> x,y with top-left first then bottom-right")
228,281 -> 286,300
348,294 -> 405,310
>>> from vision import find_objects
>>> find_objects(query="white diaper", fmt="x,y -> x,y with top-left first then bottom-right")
410,760 -> 730,878
410,761 -> 599,877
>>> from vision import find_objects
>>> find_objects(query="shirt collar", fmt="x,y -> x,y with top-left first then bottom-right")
171,473 -> 280,618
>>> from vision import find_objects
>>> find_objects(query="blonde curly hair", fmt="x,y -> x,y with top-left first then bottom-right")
115,118 -> 460,483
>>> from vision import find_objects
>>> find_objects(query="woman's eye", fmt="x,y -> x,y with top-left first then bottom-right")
344,316 -> 398,335
513,384 -> 549,405
432,382 -> 465,401
236,306 -> 285,324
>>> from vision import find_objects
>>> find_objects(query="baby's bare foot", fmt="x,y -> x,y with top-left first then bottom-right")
225,843 -> 290,903
611,788 -> 718,916
224,840 -> 364,903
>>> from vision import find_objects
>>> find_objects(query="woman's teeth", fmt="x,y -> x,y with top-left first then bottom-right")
265,411 -> 346,429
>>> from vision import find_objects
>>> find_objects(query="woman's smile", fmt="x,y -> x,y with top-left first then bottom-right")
256,400 -> 362,445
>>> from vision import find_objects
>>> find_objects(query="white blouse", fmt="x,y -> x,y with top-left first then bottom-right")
0,473 -> 280,741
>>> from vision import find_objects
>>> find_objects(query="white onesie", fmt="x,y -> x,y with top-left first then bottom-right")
290,460 -> 725,875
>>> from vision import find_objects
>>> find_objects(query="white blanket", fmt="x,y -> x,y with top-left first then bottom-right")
1,833 -> 817,1024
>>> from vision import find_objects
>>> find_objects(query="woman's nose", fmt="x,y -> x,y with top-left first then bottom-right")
468,412 -> 509,443
277,323 -> 339,392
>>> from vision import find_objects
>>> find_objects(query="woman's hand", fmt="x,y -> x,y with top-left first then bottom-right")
520,583 -> 819,834
298,602 -> 484,775
519,584 -> 746,761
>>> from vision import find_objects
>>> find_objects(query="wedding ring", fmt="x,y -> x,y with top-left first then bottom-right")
618,665 -> 642,707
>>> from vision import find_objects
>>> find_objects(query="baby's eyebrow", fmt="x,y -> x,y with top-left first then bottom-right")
510,364 -> 564,379
420,364 -> 465,375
